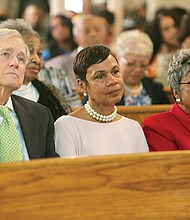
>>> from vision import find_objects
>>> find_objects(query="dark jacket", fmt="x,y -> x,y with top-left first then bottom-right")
32,79 -> 71,121
12,94 -> 59,159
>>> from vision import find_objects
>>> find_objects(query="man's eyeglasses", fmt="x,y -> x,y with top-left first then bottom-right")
0,50 -> 27,66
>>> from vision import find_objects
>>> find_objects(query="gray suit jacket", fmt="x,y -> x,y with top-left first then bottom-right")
12,95 -> 59,159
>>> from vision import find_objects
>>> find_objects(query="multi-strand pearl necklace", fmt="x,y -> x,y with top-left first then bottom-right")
125,82 -> 143,95
84,101 -> 117,123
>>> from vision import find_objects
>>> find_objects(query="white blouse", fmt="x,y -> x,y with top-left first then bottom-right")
55,116 -> 149,157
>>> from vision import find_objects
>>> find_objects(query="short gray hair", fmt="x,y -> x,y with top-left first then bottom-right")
0,28 -> 22,39
168,48 -> 190,95
0,28 -> 30,64
0,18 -> 40,38
114,29 -> 153,59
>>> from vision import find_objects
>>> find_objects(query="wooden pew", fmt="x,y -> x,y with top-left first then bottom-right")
73,104 -> 172,126
117,104 -> 172,126
1,151 -> 190,219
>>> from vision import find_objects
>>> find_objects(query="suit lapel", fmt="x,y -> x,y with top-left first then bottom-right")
12,96 -> 40,159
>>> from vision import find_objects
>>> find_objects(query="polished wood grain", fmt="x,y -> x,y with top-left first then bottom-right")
1,151 -> 190,219
73,104 -> 172,126
117,104 -> 172,126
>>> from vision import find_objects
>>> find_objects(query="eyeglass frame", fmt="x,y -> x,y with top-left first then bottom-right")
0,49 -> 28,66
120,57 -> 149,70
179,81 -> 190,85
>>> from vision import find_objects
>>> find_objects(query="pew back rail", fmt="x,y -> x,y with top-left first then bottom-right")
1,151 -> 190,219
117,104 -> 172,126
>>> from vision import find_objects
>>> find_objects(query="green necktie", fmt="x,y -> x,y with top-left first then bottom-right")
0,106 -> 22,162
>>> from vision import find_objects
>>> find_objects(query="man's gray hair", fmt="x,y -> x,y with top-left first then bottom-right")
0,28 -> 22,39
0,28 -> 30,64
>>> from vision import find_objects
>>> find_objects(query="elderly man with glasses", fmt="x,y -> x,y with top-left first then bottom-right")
0,28 -> 59,162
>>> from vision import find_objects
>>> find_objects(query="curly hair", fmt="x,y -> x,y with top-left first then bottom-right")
0,18 -> 40,38
168,48 -> 190,96
114,29 -> 153,59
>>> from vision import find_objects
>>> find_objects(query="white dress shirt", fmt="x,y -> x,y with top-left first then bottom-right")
0,97 -> 29,161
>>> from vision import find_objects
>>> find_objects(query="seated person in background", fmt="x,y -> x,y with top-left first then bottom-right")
45,14 -> 113,106
39,65 -> 82,108
0,28 -> 59,162
21,2 -> 49,50
44,14 -> 78,60
0,18 -> 72,121
91,9 -> 115,48
114,29 -> 170,106
143,48 -> 190,151
179,12 -> 190,49
55,45 -> 149,157
144,8 -> 180,86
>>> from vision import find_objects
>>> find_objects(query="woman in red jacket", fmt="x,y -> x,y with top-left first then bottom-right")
143,48 -> 190,151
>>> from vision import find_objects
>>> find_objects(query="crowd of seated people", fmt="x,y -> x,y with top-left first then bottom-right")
1,1 -> 190,163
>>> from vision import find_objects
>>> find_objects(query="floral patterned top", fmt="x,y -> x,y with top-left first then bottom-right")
124,88 -> 152,106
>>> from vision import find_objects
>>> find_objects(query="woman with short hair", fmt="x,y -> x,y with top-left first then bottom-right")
115,29 -> 169,106
55,45 -> 149,157
143,48 -> 190,151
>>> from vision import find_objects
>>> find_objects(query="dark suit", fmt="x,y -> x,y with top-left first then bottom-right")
12,94 -> 59,159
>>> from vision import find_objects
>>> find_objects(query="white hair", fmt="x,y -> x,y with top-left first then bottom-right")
115,29 -> 153,59
0,28 -> 30,64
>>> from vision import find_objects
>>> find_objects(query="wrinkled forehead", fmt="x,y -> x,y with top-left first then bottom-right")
79,16 -> 107,29
0,37 -> 26,53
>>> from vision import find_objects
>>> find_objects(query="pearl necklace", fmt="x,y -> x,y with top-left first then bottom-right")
84,101 -> 117,122
125,82 -> 143,95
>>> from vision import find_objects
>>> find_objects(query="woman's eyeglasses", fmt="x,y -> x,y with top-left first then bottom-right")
179,81 -> 190,85
120,57 -> 148,70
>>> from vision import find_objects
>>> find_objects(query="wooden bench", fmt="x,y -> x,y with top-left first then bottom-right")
73,104 -> 172,126
1,151 -> 190,219
117,104 -> 172,126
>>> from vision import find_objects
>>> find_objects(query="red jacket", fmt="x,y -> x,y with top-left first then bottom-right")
143,103 -> 190,151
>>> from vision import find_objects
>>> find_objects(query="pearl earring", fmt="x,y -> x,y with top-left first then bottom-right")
176,98 -> 181,103
83,92 -> 87,97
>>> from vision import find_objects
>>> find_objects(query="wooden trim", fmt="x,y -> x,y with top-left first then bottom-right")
117,104 -> 172,114
1,151 -> 190,219
117,104 -> 172,125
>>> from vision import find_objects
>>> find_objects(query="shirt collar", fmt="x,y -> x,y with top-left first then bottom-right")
1,96 -> 15,113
